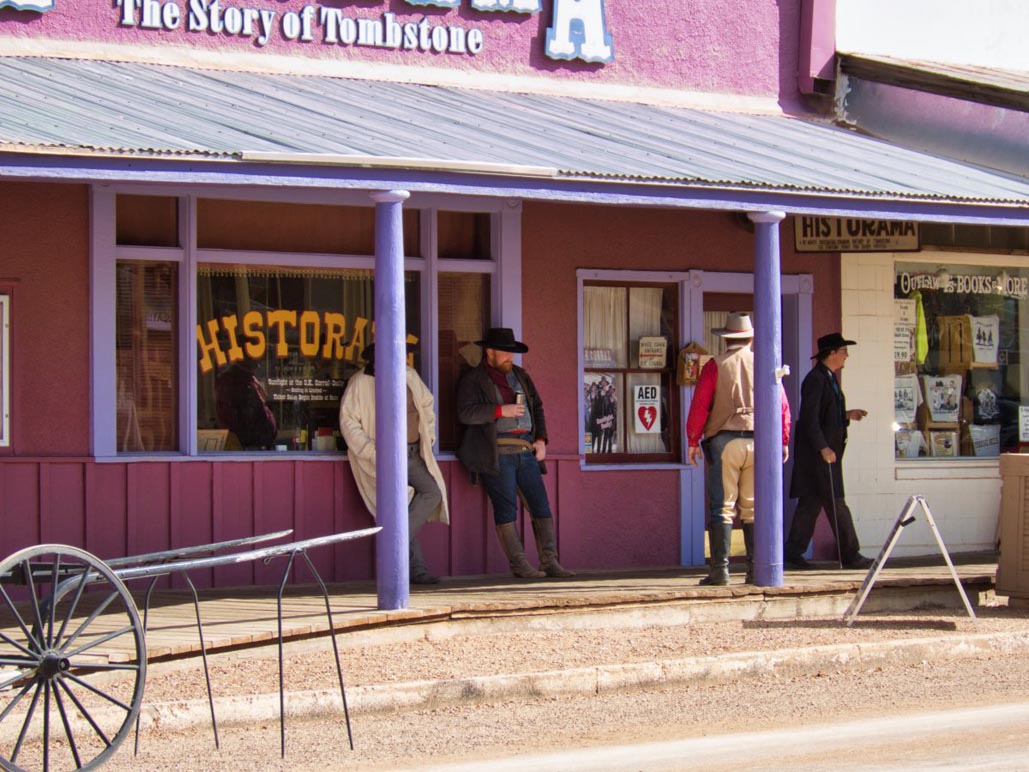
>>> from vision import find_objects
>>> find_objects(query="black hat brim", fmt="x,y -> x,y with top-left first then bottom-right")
475,340 -> 529,353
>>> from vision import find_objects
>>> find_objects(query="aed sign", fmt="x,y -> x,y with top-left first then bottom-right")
632,384 -> 660,434
794,217 -> 919,253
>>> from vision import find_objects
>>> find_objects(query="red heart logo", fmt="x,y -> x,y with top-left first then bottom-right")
638,405 -> 657,430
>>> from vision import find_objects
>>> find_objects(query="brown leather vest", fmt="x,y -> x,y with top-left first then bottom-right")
703,345 -> 755,438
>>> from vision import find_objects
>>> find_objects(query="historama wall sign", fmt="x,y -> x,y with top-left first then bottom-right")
1,0 -> 614,63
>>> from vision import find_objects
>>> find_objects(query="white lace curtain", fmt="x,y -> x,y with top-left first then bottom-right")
583,286 -> 666,454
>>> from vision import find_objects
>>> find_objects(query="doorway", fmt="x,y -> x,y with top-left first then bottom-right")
680,271 -> 812,566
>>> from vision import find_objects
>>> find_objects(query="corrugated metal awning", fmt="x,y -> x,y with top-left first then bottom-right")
0,56 -> 1027,208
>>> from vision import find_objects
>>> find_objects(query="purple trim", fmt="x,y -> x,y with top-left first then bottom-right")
799,0 -> 837,94
371,190 -> 411,611
750,211 -> 787,588
2,156 -> 1025,225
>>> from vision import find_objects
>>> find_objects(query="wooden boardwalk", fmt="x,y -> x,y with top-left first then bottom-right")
0,555 -> 997,664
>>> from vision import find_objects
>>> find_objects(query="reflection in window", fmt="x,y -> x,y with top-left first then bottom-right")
195,265 -> 420,452
582,282 -> 678,462
116,262 -> 178,452
893,262 -> 1029,459
437,273 -> 490,451
0,293 -> 9,447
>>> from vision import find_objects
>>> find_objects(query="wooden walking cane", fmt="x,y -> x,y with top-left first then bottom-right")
826,458 -> 844,569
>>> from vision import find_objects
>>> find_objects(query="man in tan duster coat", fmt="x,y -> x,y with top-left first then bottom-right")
339,344 -> 449,584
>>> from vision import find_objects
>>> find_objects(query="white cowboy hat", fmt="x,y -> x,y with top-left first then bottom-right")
712,312 -> 755,339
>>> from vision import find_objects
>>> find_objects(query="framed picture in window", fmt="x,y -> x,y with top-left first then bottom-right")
922,374 -> 962,423
930,430 -> 958,458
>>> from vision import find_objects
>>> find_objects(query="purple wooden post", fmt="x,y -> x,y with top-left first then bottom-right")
749,211 -> 787,588
371,190 -> 410,611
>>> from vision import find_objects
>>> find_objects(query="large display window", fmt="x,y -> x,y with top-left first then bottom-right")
116,261 -> 178,452
196,265 -> 419,452
103,193 -> 506,457
581,280 -> 679,463
893,260 -> 1029,459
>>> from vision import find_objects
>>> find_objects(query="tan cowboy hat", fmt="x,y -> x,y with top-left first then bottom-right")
712,312 -> 755,339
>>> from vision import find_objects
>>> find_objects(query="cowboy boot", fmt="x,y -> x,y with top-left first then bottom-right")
699,521 -> 732,586
495,523 -> 545,579
531,517 -> 575,578
742,522 -> 755,584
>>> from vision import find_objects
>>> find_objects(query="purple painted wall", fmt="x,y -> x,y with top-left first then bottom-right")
0,0 -> 804,105
0,185 -> 843,581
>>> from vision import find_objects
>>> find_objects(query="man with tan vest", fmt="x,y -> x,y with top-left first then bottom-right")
686,313 -> 791,585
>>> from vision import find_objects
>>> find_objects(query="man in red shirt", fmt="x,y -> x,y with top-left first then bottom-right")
686,313 -> 791,585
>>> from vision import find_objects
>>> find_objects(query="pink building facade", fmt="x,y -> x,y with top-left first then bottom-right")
1,0 -> 1026,591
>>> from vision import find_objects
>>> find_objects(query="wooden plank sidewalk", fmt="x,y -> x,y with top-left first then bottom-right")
0,555 -> 998,665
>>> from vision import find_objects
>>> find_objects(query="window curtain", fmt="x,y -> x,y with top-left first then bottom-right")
626,288 -> 664,453
583,286 -> 627,368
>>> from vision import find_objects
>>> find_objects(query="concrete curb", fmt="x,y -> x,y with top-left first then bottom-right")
135,630 -> 1029,732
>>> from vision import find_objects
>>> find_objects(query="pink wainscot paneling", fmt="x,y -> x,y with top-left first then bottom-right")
172,462 -> 215,589
1,462 -> 41,552
293,461 -> 339,583
558,467 -> 681,570
211,463 -> 256,587
445,463 -> 494,577
85,463 -> 128,561
330,462 -> 377,582
40,462 -> 86,546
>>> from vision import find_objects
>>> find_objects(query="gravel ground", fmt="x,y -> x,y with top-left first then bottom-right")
21,597 -> 1029,770
130,599 -> 1029,706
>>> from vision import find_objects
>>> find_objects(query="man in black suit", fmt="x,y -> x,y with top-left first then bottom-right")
784,333 -> 874,571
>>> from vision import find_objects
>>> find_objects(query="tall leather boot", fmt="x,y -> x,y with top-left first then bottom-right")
531,517 -> 575,578
742,523 -> 755,584
495,523 -> 545,579
699,521 -> 732,586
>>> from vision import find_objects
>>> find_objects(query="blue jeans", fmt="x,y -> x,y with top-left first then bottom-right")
480,451 -> 553,526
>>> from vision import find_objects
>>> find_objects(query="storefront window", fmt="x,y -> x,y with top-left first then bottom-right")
582,282 -> 678,463
196,264 -> 420,453
0,293 -> 9,448
116,262 -> 179,452
437,272 -> 491,451
894,261 -> 1029,459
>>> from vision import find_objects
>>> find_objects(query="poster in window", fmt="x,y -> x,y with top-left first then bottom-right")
894,374 -> 922,425
894,298 -> 916,327
968,424 -> 1001,457
638,337 -> 667,369
894,325 -> 914,362
971,315 -> 999,365
922,375 -> 962,423
632,383 -> 661,434
584,373 -> 618,454
969,369 -> 1002,424
895,429 -> 927,458
929,430 -> 958,457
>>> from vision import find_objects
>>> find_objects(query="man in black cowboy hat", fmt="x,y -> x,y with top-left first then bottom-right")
456,327 -> 573,579
784,332 -> 873,571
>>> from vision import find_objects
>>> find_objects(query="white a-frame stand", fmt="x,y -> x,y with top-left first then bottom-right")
843,495 -> 977,626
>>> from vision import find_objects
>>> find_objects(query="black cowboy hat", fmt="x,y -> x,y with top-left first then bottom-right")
475,327 -> 529,354
812,332 -> 857,358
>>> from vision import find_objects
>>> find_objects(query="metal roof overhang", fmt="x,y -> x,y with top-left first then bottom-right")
0,57 -> 1027,226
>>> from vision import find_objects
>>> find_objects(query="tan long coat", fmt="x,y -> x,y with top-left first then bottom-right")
338,369 -> 450,524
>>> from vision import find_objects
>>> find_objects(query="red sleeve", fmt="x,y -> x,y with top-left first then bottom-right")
494,405 -> 503,419
780,384 -> 792,446
685,360 -> 718,446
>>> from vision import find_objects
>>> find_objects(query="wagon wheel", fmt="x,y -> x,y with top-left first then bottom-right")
0,546 -> 147,771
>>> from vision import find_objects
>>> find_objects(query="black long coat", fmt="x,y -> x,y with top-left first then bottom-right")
789,362 -> 849,500
456,363 -> 548,477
